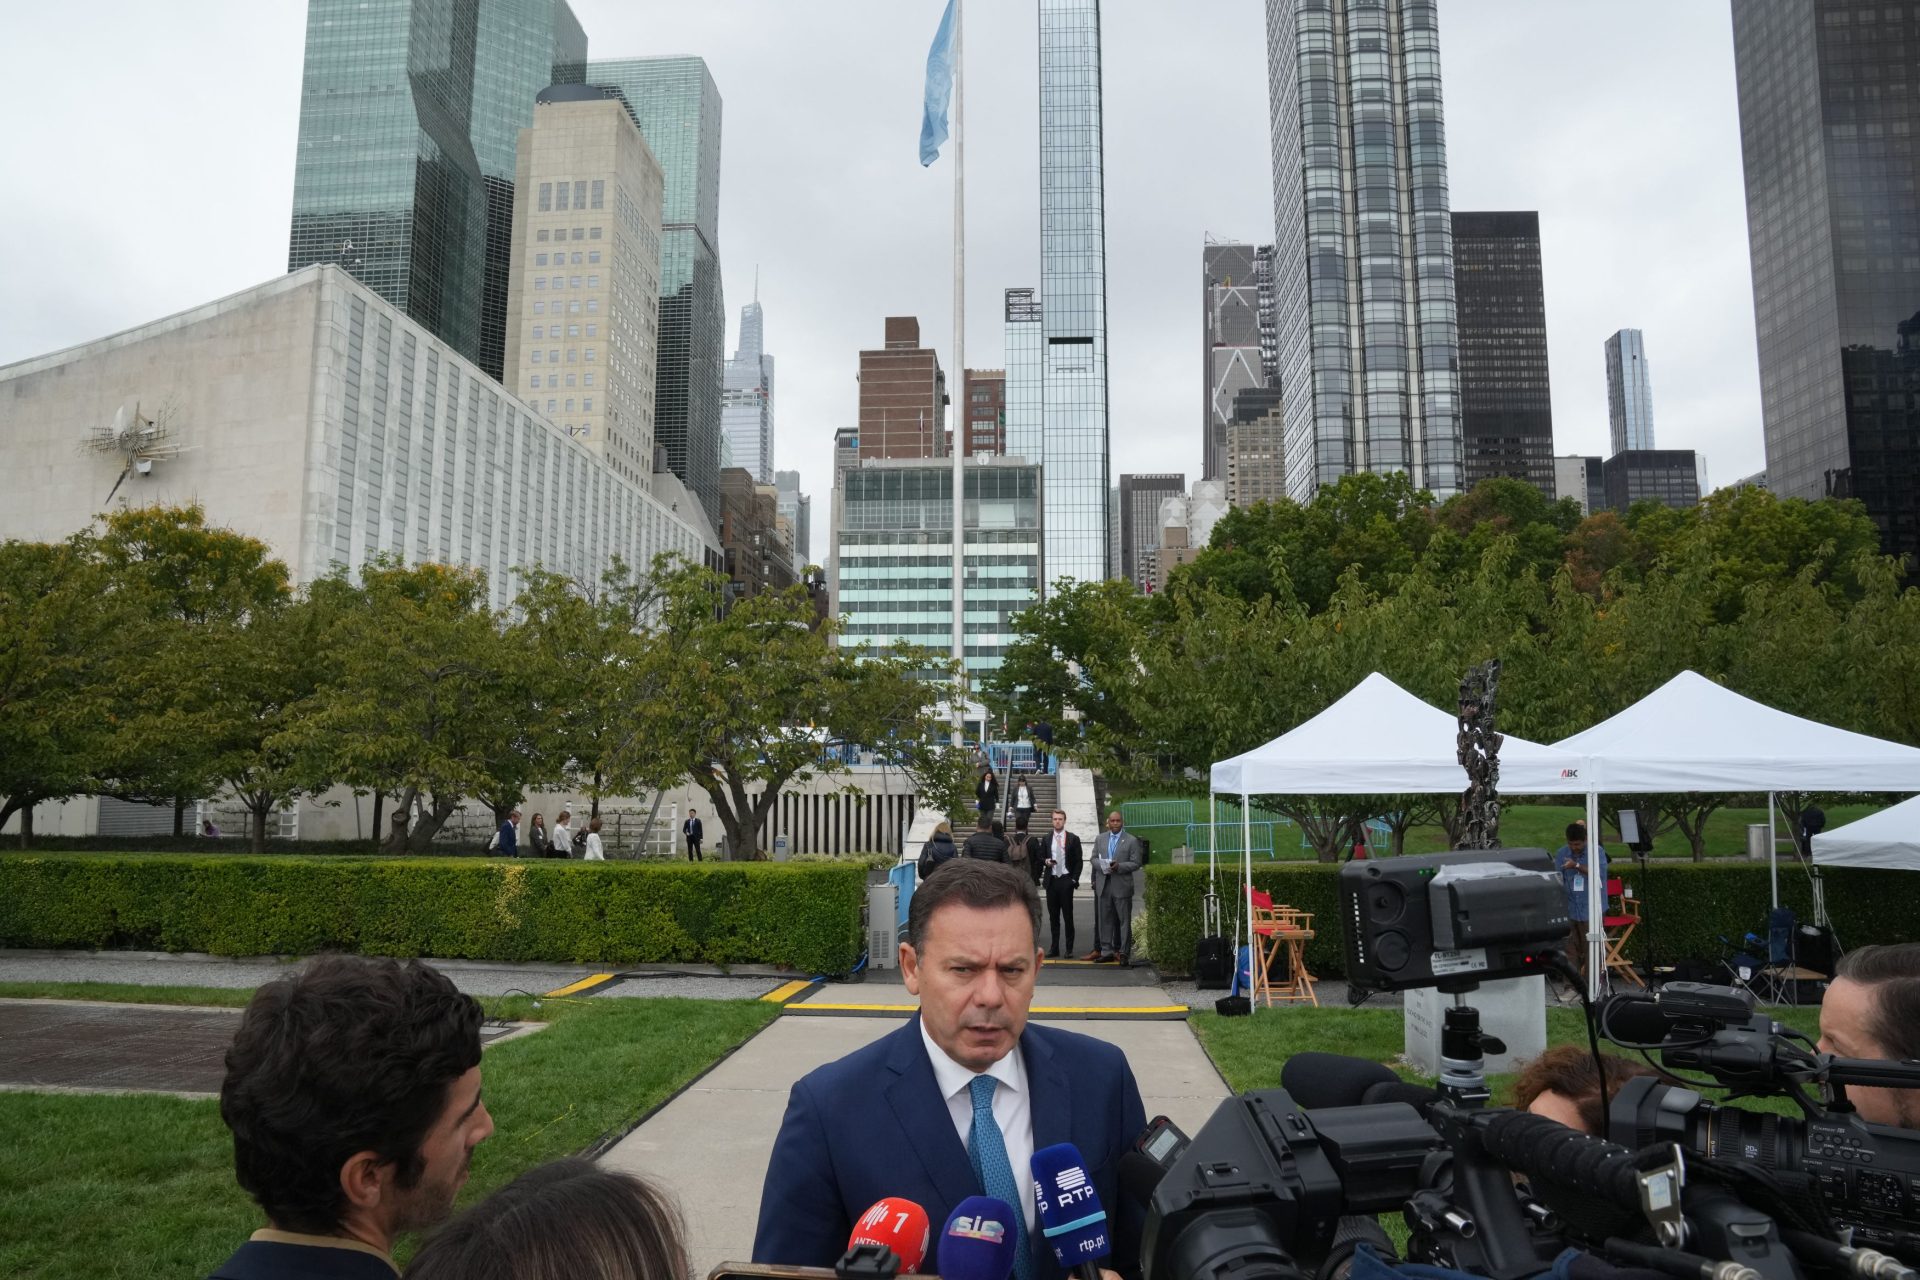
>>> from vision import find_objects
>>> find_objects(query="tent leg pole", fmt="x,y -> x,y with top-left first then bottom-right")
1244,790 -> 1253,1011
1208,792 -> 1217,891
1769,791 -> 1779,911
1587,791 -> 1602,1001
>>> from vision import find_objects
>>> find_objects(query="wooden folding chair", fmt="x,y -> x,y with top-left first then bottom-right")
1602,877 -> 1645,990
1245,887 -> 1319,1007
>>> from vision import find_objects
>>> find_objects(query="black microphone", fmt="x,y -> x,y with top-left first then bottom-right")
1360,1079 -> 1443,1112
1280,1052 -> 1402,1109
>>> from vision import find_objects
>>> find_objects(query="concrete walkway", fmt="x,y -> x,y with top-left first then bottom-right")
598,984 -> 1232,1278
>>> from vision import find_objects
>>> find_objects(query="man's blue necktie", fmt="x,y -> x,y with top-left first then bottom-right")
967,1075 -> 1031,1280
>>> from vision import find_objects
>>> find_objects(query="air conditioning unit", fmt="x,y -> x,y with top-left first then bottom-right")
868,882 -> 899,969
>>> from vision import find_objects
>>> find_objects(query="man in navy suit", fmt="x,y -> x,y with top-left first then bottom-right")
753,860 -> 1147,1280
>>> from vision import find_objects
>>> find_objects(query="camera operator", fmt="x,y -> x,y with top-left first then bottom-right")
1820,943 -> 1920,1130
1512,1046 -> 1660,1137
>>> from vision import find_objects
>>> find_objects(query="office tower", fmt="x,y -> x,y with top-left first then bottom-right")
1732,2 -> 1920,561
1452,212 -> 1555,496
590,57 -> 725,523
857,317 -> 946,459
1118,473 -> 1186,591
1155,480 -> 1229,586
1603,450 -> 1702,513
1109,487 -> 1122,585
0,266 -> 715,609
721,300 -> 775,483
1552,455 -> 1604,517
834,459 -> 1043,681
1037,0 -> 1112,587
1265,0 -> 1464,503
774,469 -> 811,563
1604,329 -> 1656,455
1004,288 -> 1043,462
1225,386 -> 1288,508
718,468 -> 794,600
1204,241 -> 1277,483
963,370 -> 1007,455
287,1 -> 588,380
503,87 -> 661,488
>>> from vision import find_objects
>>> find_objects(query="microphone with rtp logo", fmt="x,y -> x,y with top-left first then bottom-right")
939,1196 -> 1020,1280
847,1198 -> 931,1274
1030,1142 -> 1110,1280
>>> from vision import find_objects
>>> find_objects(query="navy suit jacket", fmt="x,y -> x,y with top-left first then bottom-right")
752,1015 -> 1147,1280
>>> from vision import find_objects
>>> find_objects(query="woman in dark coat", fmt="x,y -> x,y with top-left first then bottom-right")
975,767 -> 999,817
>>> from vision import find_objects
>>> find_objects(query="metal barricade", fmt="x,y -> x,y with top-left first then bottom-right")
1121,799 -> 1195,829
1186,821 -> 1278,859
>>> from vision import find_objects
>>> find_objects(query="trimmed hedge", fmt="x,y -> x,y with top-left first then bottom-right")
0,854 -> 867,974
1146,861 -> 1920,978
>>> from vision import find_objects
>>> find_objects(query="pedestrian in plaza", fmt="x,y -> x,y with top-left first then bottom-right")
551,810 -> 575,860
1041,809 -> 1083,958
917,820 -> 958,882
962,814 -> 1008,863
1554,821 -> 1607,979
1088,810 -> 1142,964
683,809 -> 704,862
1011,774 -> 1035,829
528,812 -> 551,858
1034,719 -> 1054,774
1005,811 -> 1039,887
492,809 -> 520,856
202,818 -> 222,839
583,816 -> 606,861
974,766 -> 998,819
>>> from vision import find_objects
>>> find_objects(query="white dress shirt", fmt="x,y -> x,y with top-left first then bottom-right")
919,1019 -> 1037,1231
1048,831 -> 1071,878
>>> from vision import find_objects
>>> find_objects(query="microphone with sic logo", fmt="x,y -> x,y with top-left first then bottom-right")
1030,1142 -> 1110,1280
847,1197 -> 931,1275
939,1196 -> 1021,1280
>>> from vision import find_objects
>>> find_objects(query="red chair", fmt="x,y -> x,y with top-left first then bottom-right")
1602,877 -> 1645,989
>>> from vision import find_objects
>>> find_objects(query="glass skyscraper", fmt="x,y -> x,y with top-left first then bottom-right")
1732,0 -> 1920,562
722,300 -> 774,483
590,57 -> 726,525
1005,287 -> 1044,472
1204,241 -> 1277,484
287,0 -> 586,381
1037,0 -> 1111,588
1453,211 -> 1555,496
1265,0 -> 1464,502
1604,328 -> 1656,455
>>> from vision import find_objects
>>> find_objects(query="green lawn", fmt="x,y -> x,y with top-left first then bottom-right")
1111,794 -> 1883,863
0,982 -> 778,1280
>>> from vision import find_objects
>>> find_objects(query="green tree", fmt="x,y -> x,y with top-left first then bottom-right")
636,563 -> 948,859
0,535 -> 147,845
980,577 -> 1149,752
281,559 -> 532,852
94,504 -> 291,834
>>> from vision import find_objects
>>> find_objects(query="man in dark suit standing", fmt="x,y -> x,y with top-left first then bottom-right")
683,809 -> 704,862
1040,809 -> 1082,959
1087,811 -> 1142,965
753,861 -> 1145,1280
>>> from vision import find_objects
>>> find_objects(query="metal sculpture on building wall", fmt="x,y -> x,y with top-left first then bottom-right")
85,398 -> 188,504
1455,658 -> 1503,849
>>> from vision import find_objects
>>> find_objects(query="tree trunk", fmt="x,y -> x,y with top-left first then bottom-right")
406,793 -> 461,852
22,804 -> 34,849
592,770 -> 603,820
697,775 -> 744,860
174,796 -> 188,839
371,791 -> 385,852
251,802 -> 269,854
382,786 -> 417,853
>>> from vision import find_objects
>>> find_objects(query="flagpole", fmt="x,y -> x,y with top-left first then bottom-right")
949,0 -> 967,751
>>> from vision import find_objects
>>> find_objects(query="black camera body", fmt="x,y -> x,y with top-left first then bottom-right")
1340,849 -> 1568,994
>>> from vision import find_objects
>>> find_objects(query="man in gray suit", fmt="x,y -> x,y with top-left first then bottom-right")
1087,810 -> 1142,964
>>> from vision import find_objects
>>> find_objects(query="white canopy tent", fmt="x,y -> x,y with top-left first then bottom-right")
1553,670 -> 1920,990
1205,673 -> 1588,999
1812,795 -> 1920,872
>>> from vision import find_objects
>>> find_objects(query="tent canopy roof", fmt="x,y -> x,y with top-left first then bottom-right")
1812,795 -> 1920,872
1208,672 -> 1587,796
1552,671 -> 1920,794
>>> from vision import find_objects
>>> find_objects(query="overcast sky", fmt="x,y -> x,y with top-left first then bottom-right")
0,2 -> 1762,526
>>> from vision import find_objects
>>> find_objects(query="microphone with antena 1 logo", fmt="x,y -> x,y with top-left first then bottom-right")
1031,1142 -> 1111,1280
847,1197 -> 932,1276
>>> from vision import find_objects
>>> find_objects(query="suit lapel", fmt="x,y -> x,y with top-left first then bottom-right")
1023,1025 -> 1072,1163
883,1017 -> 978,1213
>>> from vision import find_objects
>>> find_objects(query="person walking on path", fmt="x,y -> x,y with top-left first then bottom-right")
551,811 -> 575,860
683,809 -> 704,862
1087,810 -> 1142,964
1041,810 -> 1083,958
974,767 -> 998,819
1034,720 -> 1054,774
528,812 -> 551,858
918,821 -> 958,881
961,815 -> 1008,863
1553,821 -> 1606,979
494,809 -> 521,856
1010,776 -> 1035,830
583,816 -> 606,861
1005,813 -> 1038,887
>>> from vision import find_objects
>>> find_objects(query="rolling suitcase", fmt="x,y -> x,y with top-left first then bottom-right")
1194,886 -> 1232,989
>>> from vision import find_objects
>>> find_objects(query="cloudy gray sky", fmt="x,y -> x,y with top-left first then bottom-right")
0,2 -> 1762,525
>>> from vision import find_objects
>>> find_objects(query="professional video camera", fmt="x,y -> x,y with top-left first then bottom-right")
1598,982 -> 1920,1263
1132,849 -> 1920,1280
